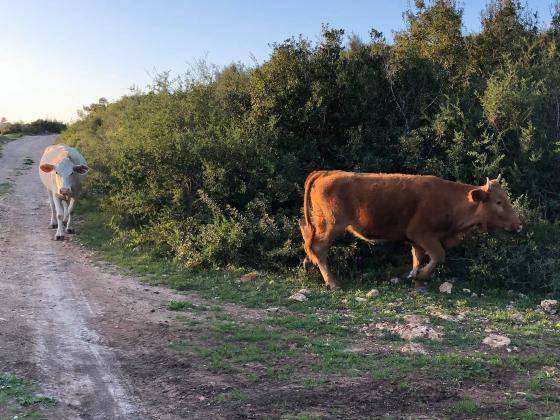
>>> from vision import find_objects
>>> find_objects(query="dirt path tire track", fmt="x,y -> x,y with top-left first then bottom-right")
0,135 -> 203,419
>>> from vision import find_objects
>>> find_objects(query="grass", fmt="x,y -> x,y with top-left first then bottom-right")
73,198 -> 560,417
0,373 -> 56,419
451,398 -> 480,415
0,182 -> 12,196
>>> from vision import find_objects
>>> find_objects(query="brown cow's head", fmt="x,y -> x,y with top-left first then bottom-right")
468,175 -> 522,233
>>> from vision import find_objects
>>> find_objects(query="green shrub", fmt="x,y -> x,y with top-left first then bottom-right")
60,1 -> 560,295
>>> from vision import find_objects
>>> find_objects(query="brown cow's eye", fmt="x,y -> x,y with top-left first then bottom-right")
497,201 -> 502,205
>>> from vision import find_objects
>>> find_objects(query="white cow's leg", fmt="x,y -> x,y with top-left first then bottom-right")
65,198 -> 77,234
52,196 -> 65,240
62,200 -> 69,224
47,191 -> 57,228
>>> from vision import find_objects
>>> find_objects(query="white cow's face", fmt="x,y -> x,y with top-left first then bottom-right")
40,158 -> 88,198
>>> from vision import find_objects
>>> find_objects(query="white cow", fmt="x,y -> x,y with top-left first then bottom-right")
39,144 -> 89,240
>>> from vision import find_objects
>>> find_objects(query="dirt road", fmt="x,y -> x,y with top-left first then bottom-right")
0,135 -> 213,419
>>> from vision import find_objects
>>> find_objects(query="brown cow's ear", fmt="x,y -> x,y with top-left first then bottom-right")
39,164 -> 55,173
469,188 -> 488,203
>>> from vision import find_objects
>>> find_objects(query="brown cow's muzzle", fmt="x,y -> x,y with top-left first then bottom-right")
510,219 -> 523,233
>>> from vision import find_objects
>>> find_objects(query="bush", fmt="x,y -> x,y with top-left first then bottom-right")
0,119 -> 66,135
59,1 -> 560,295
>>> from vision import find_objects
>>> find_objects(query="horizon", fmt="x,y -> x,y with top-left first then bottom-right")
0,0 -> 556,124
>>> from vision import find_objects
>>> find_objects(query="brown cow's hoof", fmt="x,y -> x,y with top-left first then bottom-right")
413,280 -> 428,292
65,228 -> 75,234
55,235 -> 64,241
49,223 -> 58,229
302,257 -> 311,272
327,282 -> 341,290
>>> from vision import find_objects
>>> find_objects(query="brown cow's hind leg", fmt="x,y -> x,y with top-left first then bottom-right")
312,226 -> 343,289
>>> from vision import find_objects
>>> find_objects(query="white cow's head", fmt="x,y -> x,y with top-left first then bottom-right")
40,158 -> 88,199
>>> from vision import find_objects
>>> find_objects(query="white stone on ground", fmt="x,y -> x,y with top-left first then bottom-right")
366,289 -> 379,298
439,282 -> 453,294
483,334 -> 511,348
540,299 -> 558,314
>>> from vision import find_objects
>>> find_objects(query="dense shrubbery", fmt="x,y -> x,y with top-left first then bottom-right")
60,0 -> 560,294
0,119 -> 66,135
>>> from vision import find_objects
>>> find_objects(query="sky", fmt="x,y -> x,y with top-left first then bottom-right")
0,0 -> 556,123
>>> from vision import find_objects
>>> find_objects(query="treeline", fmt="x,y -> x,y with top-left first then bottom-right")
60,0 -> 560,294
0,119 -> 66,135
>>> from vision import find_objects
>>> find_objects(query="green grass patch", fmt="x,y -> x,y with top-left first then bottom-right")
167,300 -> 222,312
451,398 -> 480,415
216,388 -> 249,402
0,373 -> 55,419
0,182 -> 12,196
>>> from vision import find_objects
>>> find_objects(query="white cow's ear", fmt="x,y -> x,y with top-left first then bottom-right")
74,165 -> 89,174
40,164 -> 55,173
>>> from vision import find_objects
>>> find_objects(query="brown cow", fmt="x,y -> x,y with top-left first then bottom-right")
299,171 -> 522,290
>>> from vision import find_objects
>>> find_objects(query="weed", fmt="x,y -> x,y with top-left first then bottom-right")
0,373 -> 55,418
451,398 -> 480,415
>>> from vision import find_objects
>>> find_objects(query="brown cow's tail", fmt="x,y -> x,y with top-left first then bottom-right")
300,170 -> 325,266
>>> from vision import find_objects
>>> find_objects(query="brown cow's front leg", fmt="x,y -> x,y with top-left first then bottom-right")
443,233 -> 464,249
414,237 -> 445,282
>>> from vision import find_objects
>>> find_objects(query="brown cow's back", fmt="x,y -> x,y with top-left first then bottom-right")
309,171 -> 472,242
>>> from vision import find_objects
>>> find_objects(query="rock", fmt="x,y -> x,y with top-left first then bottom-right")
366,289 -> 379,298
240,272 -> 259,283
540,299 -> 558,314
402,325 -> 445,341
471,292 -> 478,298
483,334 -> 511,348
439,282 -> 453,294
289,292 -> 307,302
298,288 -> 312,296
390,277 -> 400,285
510,313 -> 525,324
462,288 -> 471,293
266,307 -> 280,313
354,297 -> 368,303
400,342 -> 428,355
374,321 -> 444,341
403,314 -> 430,325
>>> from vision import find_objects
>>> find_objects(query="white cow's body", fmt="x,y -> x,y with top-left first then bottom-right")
39,144 -> 88,240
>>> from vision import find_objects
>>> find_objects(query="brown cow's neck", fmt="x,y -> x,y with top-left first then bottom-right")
450,183 -> 484,233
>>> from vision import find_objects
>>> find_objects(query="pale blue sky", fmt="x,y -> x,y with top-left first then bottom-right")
0,0 -> 556,123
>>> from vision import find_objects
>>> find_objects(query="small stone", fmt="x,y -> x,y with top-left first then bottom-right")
404,314 -> 430,325
390,277 -> 400,285
289,292 -> 307,302
298,288 -> 312,296
540,299 -> 558,314
240,272 -> 259,283
266,307 -> 280,313
132,246 -> 140,252
439,282 -> 453,294
483,334 -> 511,348
400,342 -> 428,355
366,289 -> 379,298
462,288 -> 471,293
471,292 -> 478,298
354,297 -> 367,303
510,313 -> 525,324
